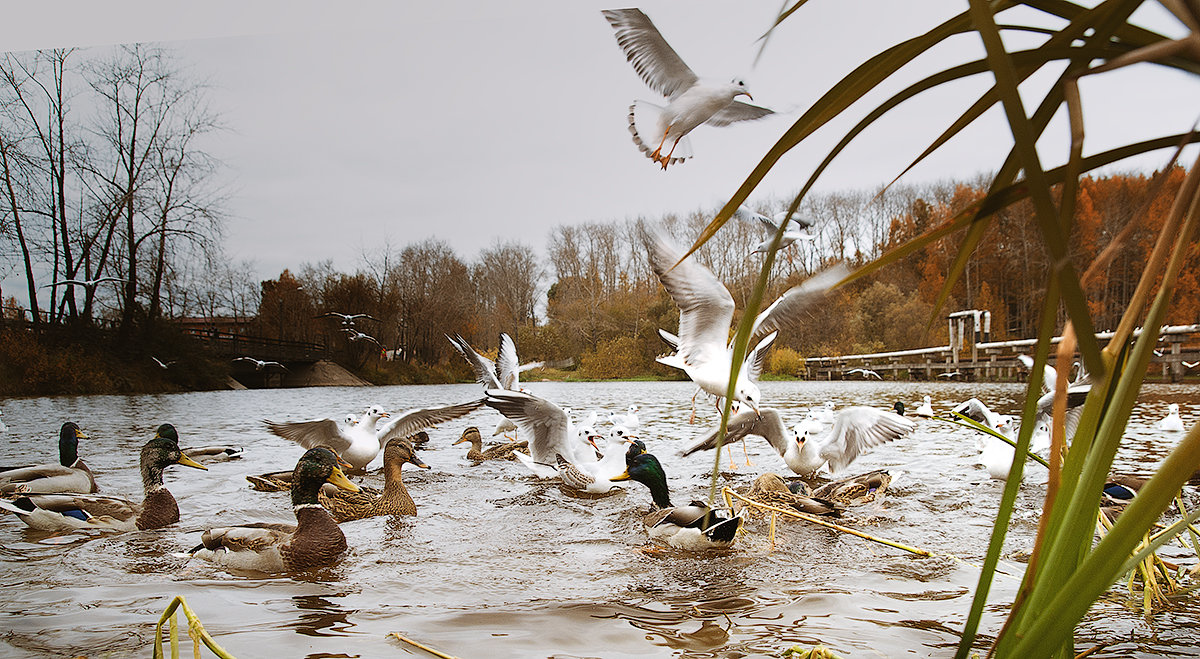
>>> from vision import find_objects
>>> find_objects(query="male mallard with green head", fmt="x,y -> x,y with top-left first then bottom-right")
319,439 -> 429,522
190,447 -> 359,572
612,452 -> 743,550
0,424 -> 206,531
0,422 -> 97,495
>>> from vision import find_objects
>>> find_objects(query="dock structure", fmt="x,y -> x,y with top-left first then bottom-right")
805,323 -> 1200,382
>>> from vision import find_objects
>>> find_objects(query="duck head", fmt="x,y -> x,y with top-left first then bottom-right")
59,422 -> 88,467
612,452 -> 673,509
292,447 -> 358,506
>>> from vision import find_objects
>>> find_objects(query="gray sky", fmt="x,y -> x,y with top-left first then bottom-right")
3,0 -> 1198,293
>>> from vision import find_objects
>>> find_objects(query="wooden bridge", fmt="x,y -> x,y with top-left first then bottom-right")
805,324 -> 1200,382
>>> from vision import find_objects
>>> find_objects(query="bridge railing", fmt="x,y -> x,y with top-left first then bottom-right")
182,328 -> 326,362
805,324 -> 1200,381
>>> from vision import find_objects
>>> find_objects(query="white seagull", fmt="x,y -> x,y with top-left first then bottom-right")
845,368 -> 882,380
647,230 -> 847,414
449,333 -> 541,438
682,406 -> 914,476
343,329 -> 383,348
602,8 -> 775,169
914,395 -> 934,418
40,276 -> 123,292
232,357 -> 288,372
609,404 -> 641,432
734,206 -> 815,254
484,389 -> 604,479
265,401 -> 482,471
1161,403 -> 1185,432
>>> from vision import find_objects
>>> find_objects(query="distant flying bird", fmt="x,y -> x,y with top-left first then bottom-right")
232,357 -> 288,372
343,329 -> 383,348
151,357 -> 176,370
938,371 -> 962,379
602,8 -> 775,169
318,312 -> 378,323
41,276 -> 123,292
845,368 -> 881,380
734,206 -> 815,254
647,230 -> 847,414
1183,361 -> 1198,370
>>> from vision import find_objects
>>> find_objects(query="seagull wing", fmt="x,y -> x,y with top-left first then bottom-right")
496,333 -> 520,390
733,206 -> 779,232
818,407 -> 914,473
602,8 -> 698,100
705,101 -> 775,126
375,399 -> 485,446
647,231 -> 734,367
264,418 -> 349,454
447,334 -> 503,389
681,408 -> 791,461
484,390 -> 572,466
749,263 -> 849,346
744,331 -> 777,382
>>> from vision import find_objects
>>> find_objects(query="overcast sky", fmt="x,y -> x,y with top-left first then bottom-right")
3,0 -> 1198,293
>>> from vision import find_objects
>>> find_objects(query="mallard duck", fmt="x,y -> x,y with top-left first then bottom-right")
453,426 -> 528,461
611,452 -> 743,550
319,439 -> 428,521
0,424 -> 206,531
742,473 -> 843,517
1102,475 -> 1148,504
682,407 -> 913,476
182,445 -> 244,461
0,422 -> 97,495
810,469 -> 892,506
189,447 -> 359,572
266,400 -> 482,472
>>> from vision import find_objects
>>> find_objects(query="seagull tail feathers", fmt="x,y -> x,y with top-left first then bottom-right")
628,101 -> 691,167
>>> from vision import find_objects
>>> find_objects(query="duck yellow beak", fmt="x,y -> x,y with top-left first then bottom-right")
327,465 -> 359,492
75,429 -> 89,439
176,453 -> 208,470
452,436 -> 468,445
610,470 -> 631,482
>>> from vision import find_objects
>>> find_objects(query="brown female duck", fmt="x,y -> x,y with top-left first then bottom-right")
319,439 -> 429,522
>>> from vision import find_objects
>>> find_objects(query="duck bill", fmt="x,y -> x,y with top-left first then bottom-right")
610,470 -> 631,482
412,458 -> 430,469
327,465 -> 360,492
176,454 -> 209,470
75,429 -> 90,439
452,436 -> 468,446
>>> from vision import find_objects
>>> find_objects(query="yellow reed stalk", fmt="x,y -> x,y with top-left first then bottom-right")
388,632 -> 462,659
723,487 -> 932,557
152,596 -> 236,659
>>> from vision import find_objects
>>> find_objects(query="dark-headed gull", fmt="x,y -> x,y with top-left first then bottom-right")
647,231 -> 846,414
602,8 -> 775,169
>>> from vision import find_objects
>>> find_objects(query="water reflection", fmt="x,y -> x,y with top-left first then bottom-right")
289,594 -> 358,638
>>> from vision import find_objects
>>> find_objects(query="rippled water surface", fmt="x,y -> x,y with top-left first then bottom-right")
1,381 -> 1199,657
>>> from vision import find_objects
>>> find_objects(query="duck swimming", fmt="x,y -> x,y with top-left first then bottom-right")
612,452 -> 743,550
189,447 -> 358,572
0,424 -> 206,531
0,422 -> 97,495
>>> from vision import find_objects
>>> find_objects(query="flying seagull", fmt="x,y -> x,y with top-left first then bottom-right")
232,357 -> 288,372
343,329 -> 384,348
734,206 -> 815,254
602,8 -> 775,169
41,276 -> 123,292
647,230 -> 847,414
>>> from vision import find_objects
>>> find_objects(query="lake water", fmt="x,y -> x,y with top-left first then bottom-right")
0,380 -> 1198,658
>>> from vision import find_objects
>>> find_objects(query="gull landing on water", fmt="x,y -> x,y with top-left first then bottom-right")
602,8 -> 775,169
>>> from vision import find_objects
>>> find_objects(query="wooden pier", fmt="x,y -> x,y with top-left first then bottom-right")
805,324 -> 1200,382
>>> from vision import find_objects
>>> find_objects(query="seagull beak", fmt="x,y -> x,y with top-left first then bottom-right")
744,92 -> 754,101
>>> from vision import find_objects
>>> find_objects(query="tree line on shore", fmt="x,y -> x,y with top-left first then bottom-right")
2,46 -> 1196,388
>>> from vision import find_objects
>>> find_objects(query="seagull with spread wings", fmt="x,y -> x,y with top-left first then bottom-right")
265,400 -> 482,472
682,406 -> 913,476
647,230 -> 847,414
602,8 -> 775,169
41,276 -> 123,293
